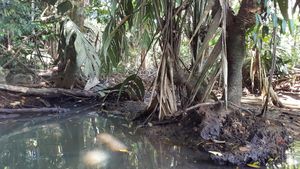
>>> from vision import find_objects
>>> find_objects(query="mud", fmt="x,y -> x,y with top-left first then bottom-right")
140,105 -> 292,166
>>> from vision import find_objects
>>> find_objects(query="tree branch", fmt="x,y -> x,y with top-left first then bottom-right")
0,84 -> 98,98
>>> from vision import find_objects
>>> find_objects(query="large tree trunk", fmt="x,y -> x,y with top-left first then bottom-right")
226,0 -> 260,105
226,24 -> 246,105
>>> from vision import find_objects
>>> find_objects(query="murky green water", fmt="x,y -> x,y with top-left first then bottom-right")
0,112 -> 299,169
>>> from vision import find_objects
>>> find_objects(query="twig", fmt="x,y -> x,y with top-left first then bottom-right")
185,101 -> 254,116
228,102 -> 254,115
185,102 -> 221,111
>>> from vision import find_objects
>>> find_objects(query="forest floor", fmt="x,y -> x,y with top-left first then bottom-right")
241,94 -> 300,140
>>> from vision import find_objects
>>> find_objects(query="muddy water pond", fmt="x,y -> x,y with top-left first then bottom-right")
0,112 -> 299,169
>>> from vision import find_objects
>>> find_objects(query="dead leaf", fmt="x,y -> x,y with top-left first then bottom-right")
239,145 -> 251,152
10,101 -> 21,107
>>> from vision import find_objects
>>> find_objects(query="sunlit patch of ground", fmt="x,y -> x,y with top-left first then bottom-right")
277,92 -> 300,109
241,93 -> 300,109
241,93 -> 300,140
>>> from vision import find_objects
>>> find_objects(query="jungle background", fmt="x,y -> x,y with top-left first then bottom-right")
0,0 -> 300,167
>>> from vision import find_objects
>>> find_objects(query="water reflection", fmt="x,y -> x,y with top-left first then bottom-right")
270,141 -> 300,169
0,112 -> 298,169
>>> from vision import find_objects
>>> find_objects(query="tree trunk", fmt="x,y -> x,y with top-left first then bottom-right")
226,25 -> 245,105
226,0 -> 260,105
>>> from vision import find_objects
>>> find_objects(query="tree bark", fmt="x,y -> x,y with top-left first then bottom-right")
226,24 -> 246,105
226,0 -> 260,105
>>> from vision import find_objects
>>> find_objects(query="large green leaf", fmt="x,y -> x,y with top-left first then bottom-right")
100,17 -> 129,71
63,19 -> 101,78
117,74 -> 144,101
103,74 -> 145,101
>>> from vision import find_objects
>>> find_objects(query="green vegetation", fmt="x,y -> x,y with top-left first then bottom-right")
0,0 -> 299,118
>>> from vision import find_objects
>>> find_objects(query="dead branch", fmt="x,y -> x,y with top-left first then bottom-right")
185,102 -> 221,111
0,84 -> 98,98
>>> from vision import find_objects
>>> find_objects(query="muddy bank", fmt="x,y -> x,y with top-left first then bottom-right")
140,105 -> 292,166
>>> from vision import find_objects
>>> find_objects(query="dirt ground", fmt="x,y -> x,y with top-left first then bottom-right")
241,93 -> 300,140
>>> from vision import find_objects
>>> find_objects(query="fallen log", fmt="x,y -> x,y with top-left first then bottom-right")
0,84 -> 98,98
0,107 -> 69,114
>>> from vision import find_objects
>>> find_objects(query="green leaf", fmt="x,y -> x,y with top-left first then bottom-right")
262,26 -> 269,37
124,0 -> 134,28
102,21 -> 115,62
247,161 -> 261,168
277,0 -> 289,20
63,19 -> 101,78
57,1 -> 73,15
288,19 -> 295,35
111,0 -> 117,16
281,19 -> 287,33
131,75 -> 145,99
255,14 -> 262,26
107,74 -> 145,101
141,30 -> 151,49
252,32 -> 257,43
